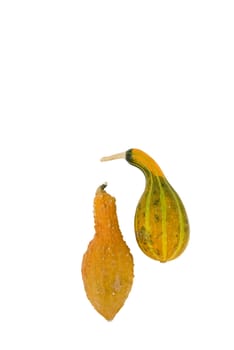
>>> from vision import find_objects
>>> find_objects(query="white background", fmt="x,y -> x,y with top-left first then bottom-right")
0,1 -> 234,349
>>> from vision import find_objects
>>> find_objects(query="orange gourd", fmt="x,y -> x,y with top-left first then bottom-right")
81,184 -> 134,321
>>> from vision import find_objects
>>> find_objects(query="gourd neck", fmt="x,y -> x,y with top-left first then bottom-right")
126,149 -> 165,179
94,186 -> 121,238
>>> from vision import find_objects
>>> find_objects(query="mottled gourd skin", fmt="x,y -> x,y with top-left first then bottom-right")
81,185 -> 134,321
126,149 -> 189,262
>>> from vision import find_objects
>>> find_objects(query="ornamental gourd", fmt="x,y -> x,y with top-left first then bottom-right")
81,184 -> 134,321
101,149 -> 189,262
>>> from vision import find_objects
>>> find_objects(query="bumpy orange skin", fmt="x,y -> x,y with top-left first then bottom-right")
81,185 -> 134,321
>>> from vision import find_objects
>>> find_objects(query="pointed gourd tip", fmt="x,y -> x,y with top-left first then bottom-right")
96,182 -> 108,194
100,152 -> 126,162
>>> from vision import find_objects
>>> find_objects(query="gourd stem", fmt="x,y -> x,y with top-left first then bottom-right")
96,182 -> 108,194
100,152 -> 126,162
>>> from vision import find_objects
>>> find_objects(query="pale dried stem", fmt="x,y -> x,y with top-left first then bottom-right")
100,152 -> 126,162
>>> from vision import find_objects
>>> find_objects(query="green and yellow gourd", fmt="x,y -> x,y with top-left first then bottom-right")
101,148 -> 189,262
